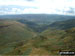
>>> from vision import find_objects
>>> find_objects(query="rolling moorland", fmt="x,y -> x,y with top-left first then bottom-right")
0,14 -> 75,55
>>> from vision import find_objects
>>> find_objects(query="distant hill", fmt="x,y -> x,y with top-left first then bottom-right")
49,19 -> 75,30
0,14 -> 75,32
0,14 -> 75,25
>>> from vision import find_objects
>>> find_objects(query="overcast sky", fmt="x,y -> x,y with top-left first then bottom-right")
0,0 -> 75,15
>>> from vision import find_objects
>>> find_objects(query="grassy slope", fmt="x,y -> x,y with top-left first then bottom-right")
0,20 -> 36,45
6,29 -> 66,55
61,28 -> 75,51
2,26 -> 75,55
0,20 -> 37,54
0,26 -> 69,55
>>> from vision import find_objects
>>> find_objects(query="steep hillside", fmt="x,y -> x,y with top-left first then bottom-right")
0,20 -> 36,46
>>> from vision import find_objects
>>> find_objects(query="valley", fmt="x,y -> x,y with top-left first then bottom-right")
0,14 -> 75,55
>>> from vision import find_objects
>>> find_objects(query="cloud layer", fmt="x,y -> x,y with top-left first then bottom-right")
0,0 -> 75,15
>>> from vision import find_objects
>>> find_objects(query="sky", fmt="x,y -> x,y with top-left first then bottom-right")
0,0 -> 75,15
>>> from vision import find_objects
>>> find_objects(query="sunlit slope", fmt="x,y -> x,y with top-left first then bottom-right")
0,20 -> 36,45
